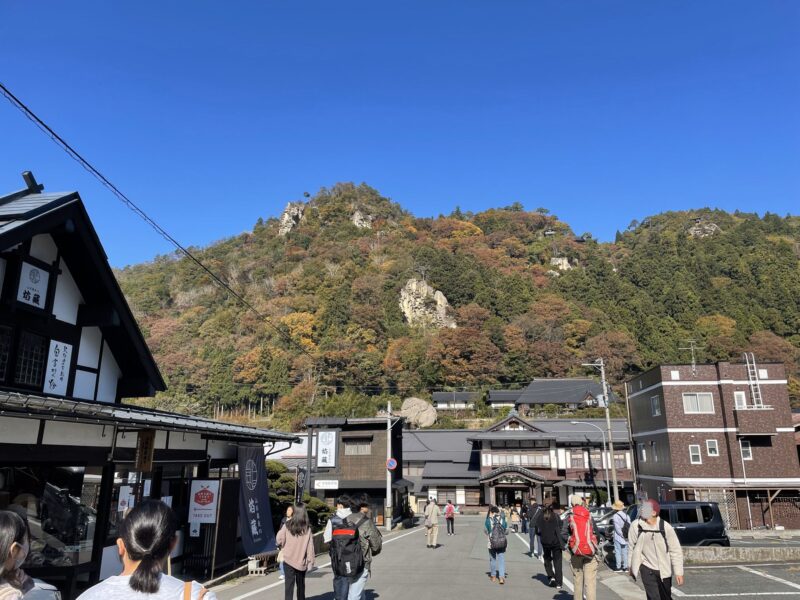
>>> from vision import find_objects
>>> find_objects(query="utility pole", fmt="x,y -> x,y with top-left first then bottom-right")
583,358 -> 620,504
386,400 -> 393,533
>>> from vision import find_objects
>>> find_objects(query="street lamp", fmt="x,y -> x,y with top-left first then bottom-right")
571,421 -> 612,506
582,358 -> 620,503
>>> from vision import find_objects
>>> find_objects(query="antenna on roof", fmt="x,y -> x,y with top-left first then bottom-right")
21,171 -> 43,194
679,339 -> 701,376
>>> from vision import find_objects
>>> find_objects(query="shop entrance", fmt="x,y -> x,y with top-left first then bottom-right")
495,487 -> 530,507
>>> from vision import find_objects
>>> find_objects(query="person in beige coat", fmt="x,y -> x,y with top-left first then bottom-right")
424,497 -> 441,549
628,499 -> 684,600
276,504 -> 316,600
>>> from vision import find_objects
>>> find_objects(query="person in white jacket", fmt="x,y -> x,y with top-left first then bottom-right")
628,499 -> 684,600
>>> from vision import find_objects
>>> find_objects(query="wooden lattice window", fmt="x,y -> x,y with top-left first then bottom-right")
15,330 -> 47,387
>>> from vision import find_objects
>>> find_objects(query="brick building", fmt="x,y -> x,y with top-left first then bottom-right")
627,358 -> 800,529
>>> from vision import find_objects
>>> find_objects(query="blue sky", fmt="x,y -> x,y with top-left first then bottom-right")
2,1 -> 798,267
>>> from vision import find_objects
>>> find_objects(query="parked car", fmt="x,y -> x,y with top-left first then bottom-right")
620,501 -> 730,546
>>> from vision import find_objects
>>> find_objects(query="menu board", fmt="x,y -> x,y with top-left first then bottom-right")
44,340 -> 72,397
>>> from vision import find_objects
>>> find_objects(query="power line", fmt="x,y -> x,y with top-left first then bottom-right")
0,81 -> 318,366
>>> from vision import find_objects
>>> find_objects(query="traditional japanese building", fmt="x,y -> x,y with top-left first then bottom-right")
0,173 -> 297,598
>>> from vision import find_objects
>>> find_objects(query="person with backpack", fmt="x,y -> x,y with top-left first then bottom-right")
629,499 -> 684,600
528,499 -> 543,558
424,497 -> 440,549
561,494 -> 601,600
324,495 -> 354,600
611,500 -> 631,573
276,504 -> 316,600
484,506 -> 508,585
520,503 -> 529,534
444,500 -> 456,536
538,503 -> 566,590
346,494 -> 383,600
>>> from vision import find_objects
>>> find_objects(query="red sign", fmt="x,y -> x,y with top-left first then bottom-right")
194,487 -> 215,506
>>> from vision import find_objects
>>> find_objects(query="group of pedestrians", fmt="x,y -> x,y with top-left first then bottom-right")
480,495 -> 684,600
421,497 -> 458,547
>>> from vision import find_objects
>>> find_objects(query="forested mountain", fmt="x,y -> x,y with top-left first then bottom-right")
116,183 -> 800,430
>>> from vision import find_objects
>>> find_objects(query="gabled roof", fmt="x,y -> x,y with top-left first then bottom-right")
403,429 -> 476,463
514,378 -> 620,406
479,465 -> 548,483
487,389 -> 523,404
486,410 -> 540,432
0,173 -> 164,396
431,391 -> 479,403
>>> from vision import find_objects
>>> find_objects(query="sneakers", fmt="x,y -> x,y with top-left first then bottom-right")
498,578 -> 505,585
490,576 -> 497,583
278,575 -> 285,580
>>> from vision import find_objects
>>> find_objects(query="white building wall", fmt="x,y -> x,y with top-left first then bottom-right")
52,258 -> 84,325
77,327 -> 102,368
96,342 -> 121,403
29,234 -> 58,264
0,416 -> 39,444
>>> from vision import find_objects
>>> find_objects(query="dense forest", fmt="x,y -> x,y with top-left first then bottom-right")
116,183 -> 800,430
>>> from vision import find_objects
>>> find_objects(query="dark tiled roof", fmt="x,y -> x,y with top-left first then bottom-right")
515,378 -> 620,406
422,461 -> 478,479
431,391 -> 479,403
479,465 -> 548,483
487,390 -> 523,404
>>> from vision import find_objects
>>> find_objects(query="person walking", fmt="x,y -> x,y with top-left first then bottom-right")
538,503 -> 565,590
520,503 -> 529,534
346,494 -> 382,600
276,504 -> 316,600
324,495 -> 354,600
562,494 -> 601,600
424,497 -> 440,548
484,506 -> 508,585
611,499 -> 631,573
510,506 -> 521,533
629,499 -> 684,600
77,500 -> 214,600
444,500 -> 456,536
528,499 -> 543,558
0,510 -> 31,600
278,505 -> 295,580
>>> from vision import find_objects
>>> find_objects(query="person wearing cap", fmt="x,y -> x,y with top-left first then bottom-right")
629,499 -> 684,599
611,499 -> 631,572
561,494 -> 601,600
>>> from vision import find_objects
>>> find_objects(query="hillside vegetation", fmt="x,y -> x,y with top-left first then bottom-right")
116,183 -> 800,430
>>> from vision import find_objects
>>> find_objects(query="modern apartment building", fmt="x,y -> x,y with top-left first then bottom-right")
627,358 -> 800,529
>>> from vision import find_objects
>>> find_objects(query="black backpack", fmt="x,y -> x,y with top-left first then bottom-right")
489,516 -> 507,552
637,518 -> 669,552
329,514 -> 367,577
615,512 -> 631,538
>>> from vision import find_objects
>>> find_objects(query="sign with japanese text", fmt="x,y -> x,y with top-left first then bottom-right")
189,480 -> 220,523
135,430 -> 156,472
314,479 -> 339,490
17,262 -> 49,309
316,430 -> 337,468
43,340 -> 72,397
238,446 -> 276,555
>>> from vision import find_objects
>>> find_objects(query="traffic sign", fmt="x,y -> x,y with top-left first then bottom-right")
386,458 -> 398,471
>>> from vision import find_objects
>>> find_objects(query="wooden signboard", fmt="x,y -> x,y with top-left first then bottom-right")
135,429 -> 156,472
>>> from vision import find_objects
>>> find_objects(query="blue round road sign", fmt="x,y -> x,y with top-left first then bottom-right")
386,458 -> 398,471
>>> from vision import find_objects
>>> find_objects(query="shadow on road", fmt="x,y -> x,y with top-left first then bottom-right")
307,590 -> 381,600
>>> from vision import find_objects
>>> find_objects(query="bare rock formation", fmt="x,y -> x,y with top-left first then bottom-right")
549,256 -> 572,271
399,278 -> 457,329
400,397 -> 437,428
688,220 -> 721,238
278,202 -> 305,236
352,209 -> 374,229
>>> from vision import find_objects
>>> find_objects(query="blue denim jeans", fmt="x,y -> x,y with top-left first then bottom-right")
333,574 -> 350,600
529,528 -> 542,556
614,539 -> 629,571
348,569 -> 369,600
489,549 -> 506,578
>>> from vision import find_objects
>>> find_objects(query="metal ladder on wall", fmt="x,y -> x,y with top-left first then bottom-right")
744,352 -> 764,408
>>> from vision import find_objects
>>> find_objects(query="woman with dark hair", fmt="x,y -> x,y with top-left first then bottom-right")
276,504 -> 315,600
484,505 -> 507,585
0,510 -> 29,600
278,505 -> 295,580
77,500 -> 214,600
538,503 -> 565,590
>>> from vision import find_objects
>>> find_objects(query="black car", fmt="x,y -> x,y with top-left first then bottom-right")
622,501 -> 730,546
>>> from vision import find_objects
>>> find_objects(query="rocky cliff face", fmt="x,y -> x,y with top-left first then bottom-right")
351,209 -> 374,229
399,278 -> 457,328
688,220 -> 722,238
278,202 -> 306,236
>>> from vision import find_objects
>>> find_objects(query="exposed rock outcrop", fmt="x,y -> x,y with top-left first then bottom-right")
400,397 -> 437,428
278,202 -> 305,236
351,209 -> 374,229
550,257 -> 572,271
399,279 -> 457,329
688,220 -> 721,238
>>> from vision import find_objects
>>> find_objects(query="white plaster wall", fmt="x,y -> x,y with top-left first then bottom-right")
155,430 -> 168,450
29,234 -> 58,264
96,342 -> 120,403
41,421 -> 112,447
115,431 -> 137,448
77,327 -> 102,369
52,259 -> 83,325
167,432 -> 206,451
0,416 -> 39,444
73,369 -> 97,401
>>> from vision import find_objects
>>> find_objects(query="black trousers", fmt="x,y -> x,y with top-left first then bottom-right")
446,518 -> 455,534
284,563 -> 307,600
542,546 -> 563,586
640,565 -> 672,600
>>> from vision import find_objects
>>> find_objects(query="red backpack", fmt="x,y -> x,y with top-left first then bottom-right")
568,506 -> 598,557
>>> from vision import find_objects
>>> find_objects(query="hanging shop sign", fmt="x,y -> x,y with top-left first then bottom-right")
317,430 -> 337,468
189,480 -> 220,523
44,340 -> 72,396
238,446 -> 276,555
17,262 -> 49,309
135,429 -> 157,472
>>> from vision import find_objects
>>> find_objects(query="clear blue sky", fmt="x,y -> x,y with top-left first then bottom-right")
2,1 -> 798,267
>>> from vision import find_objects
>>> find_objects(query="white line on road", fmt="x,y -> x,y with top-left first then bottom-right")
229,527 -> 423,600
684,562 -> 800,570
513,532 -> 575,594
737,565 -> 800,591
670,593 -> 800,597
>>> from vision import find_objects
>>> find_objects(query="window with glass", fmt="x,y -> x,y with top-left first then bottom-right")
0,465 -> 101,569
700,505 -> 714,523
637,443 -> 647,462
740,440 -> 752,461
344,439 -> 371,455
403,463 -> 424,477
650,441 -> 659,463
706,440 -> 719,456
651,395 -> 661,417
676,508 -> 699,523
689,445 -> 702,464
14,330 -> 48,387
568,450 -> 584,469
734,391 -> 747,410
682,392 -> 715,414
614,452 -> 627,469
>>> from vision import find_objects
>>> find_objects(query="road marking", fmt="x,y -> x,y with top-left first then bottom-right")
670,593 -> 800,597
737,565 -> 800,591
513,532 -> 575,594
228,527 -> 423,600
685,563 -> 800,570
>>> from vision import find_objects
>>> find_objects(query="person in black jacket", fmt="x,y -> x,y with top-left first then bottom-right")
537,503 -> 566,589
